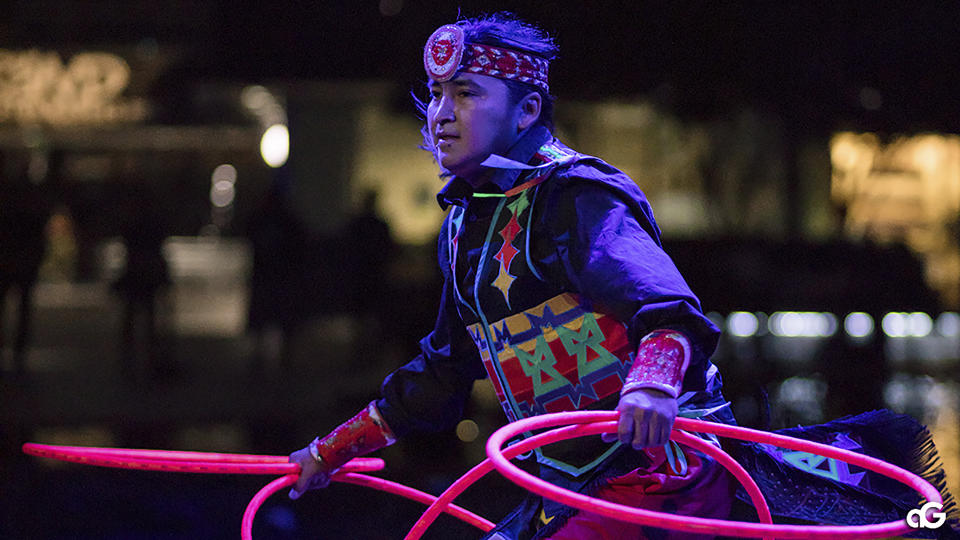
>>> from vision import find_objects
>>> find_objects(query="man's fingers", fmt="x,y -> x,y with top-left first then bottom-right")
617,407 -> 636,446
612,390 -> 680,448
648,418 -> 668,448
623,408 -> 673,449
290,477 -> 310,500
658,419 -> 673,446
631,414 -> 653,449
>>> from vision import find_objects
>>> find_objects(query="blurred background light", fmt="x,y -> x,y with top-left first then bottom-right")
884,373 -> 915,412
908,312 -> 933,337
884,374 -> 948,416
210,180 -> 235,208
882,312 -> 934,338
768,312 -> 836,337
773,376 -> 827,424
937,312 -> 960,337
771,312 -> 802,337
844,312 -> 874,338
821,312 -> 839,337
727,311 -> 759,337
241,85 -> 271,112
831,133 -> 960,308
882,312 -> 908,338
778,376 -> 826,404
260,124 -> 289,168
209,164 -> 237,208
379,0 -> 403,16
455,419 -> 479,443
211,163 -> 237,185
243,85 -> 288,167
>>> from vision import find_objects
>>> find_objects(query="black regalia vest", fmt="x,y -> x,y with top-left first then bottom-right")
444,141 -> 635,476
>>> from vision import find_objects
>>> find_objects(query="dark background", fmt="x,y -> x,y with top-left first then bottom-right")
5,1 -> 960,133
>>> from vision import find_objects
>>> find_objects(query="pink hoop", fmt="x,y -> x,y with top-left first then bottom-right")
21,443 -> 494,539
237,472 -> 495,540
23,410 -> 945,540
23,445 -> 290,463
336,473 -> 495,532
21,443 -> 384,476
242,474 -> 299,540
404,418 -> 772,540
486,411 -> 943,539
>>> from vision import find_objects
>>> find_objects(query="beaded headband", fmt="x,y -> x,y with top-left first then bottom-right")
423,24 -> 550,92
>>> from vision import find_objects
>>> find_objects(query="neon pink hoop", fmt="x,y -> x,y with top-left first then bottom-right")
335,473 -> 494,532
242,474 -> 299,540
21,443 -> 494,539
21,443 -> 386,475
404,418 -> 772,540
237,471 -> 496,540
486,411 -> 942,539
24,410 -> 944,540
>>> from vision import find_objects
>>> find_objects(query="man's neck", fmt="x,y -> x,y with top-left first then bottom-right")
463,126 -> 548,189
435,125 -> 553,209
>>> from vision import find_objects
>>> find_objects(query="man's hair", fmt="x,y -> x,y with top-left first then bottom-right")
414,12 -> 559,151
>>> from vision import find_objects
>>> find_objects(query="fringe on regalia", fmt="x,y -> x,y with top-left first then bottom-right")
731,409 -> 959,538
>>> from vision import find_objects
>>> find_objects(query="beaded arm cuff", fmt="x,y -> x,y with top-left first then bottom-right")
309,401 -> 396,471
621,330 -> 691,399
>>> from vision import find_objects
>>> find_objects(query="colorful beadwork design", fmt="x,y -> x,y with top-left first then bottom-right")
468,293 -> 632,422
423,25 -> 465,82
765,433 -> 868,487
423,24 -> 550,91
490,191 -> 531,308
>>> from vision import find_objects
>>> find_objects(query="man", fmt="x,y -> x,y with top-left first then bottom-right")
289,13 -> 734,539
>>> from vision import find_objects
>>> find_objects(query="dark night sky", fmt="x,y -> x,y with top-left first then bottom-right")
5,1 -> 960,135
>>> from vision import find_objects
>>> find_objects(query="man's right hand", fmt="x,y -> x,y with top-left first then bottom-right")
288,445 -> 333,499
287,402 -> 396,500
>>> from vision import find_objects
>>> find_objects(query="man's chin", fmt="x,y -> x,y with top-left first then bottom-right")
438,154 -> 459,169
439,157 -> 484,181
439,160 -> 466,177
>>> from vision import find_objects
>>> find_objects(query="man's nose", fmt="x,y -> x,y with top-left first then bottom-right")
435,94 -> 455,124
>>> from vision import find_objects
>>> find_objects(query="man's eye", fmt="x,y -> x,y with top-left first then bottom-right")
458,91 -> 474,97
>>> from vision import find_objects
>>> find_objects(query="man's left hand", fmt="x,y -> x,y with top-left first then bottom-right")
601,388 -> 678,449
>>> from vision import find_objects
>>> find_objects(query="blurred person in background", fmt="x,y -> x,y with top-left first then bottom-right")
343,188 -> 398,372
243,183 -> 308,374
0,150 -> 52,378
112,180 -> 172,380
344,188 -> 395,330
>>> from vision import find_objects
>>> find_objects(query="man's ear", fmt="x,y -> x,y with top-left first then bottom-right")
517,92 -> 542,131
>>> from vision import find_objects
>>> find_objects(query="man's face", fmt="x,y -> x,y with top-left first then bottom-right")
427,73 -> 521,183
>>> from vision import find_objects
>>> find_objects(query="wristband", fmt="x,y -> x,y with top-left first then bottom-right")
308,437 -> 324,465
621,330 -> 691,399
311,401 -> 396,472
